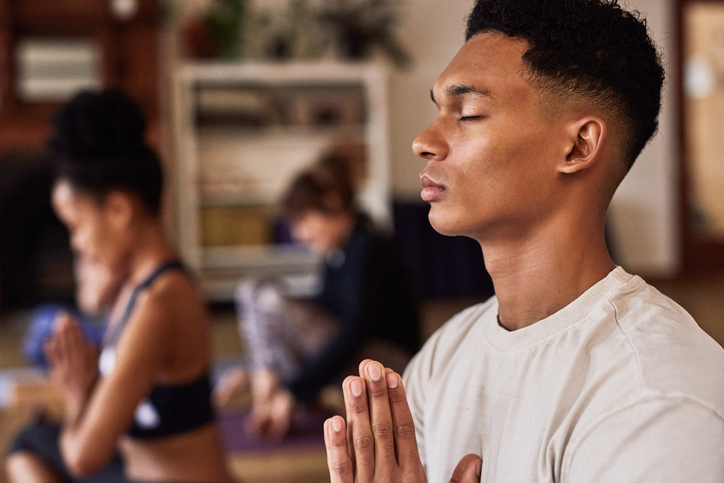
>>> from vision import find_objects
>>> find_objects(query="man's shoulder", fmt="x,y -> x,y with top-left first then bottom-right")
606,275 -> 724,414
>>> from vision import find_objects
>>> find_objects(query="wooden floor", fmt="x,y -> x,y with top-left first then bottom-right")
0,277 -> 722,483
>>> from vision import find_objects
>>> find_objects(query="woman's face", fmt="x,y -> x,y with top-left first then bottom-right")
51,180 -> 128,274
290,210 -> 351,254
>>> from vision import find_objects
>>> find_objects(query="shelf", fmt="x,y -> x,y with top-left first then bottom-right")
197,269 -> 321,302
202,244 -> 320,270
196,122 -> 366,137
199,193 -> 278,208
179,61 -> 388,86
197,129 -> 353,205
172,60 -> 390,301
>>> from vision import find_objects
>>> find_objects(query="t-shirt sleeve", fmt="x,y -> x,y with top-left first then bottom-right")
565,396 -> 724,483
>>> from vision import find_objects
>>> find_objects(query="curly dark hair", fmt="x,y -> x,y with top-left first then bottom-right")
49,89 -> 164,215
466,0 -> 665,170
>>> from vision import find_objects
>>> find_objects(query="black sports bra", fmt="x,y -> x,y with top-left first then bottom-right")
99,261 -> 215,440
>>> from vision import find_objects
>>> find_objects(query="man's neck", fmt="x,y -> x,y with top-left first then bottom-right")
480,219 -> 615,331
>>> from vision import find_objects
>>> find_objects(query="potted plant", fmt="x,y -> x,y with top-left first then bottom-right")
319,0 -> 411,66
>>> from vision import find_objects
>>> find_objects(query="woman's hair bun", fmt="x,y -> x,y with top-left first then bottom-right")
48,88 -> 148,159
50,88 -> 164,216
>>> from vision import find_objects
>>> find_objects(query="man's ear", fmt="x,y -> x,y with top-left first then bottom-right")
104,191 -> 134,230
559,117 -> 606,174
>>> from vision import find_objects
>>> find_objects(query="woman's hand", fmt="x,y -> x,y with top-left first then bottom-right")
248,386 -> 295,440
325,359 -> 482,483
44,313 -> 99,425
213,366 -> 249,408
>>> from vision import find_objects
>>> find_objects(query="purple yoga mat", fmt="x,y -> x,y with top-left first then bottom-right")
219,409 -> 330,453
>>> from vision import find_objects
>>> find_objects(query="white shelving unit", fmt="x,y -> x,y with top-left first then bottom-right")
171,61 -> 391,300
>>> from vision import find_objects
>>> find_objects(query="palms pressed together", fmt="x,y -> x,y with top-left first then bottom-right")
324,359 -> 482,483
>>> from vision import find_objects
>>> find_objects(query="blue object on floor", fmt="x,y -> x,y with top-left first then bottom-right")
23,304 -> 106,369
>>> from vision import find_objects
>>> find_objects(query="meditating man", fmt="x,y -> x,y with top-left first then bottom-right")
323,0 -> 724,482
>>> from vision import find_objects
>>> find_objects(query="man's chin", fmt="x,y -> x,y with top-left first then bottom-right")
427,207 -> 462,237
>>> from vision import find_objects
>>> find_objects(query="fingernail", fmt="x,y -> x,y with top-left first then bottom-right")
332,418 -> 342,432
368,363 -> 381,381
387,372 -> 399,389
476,460 -> 482,477
351,379 -> 362,397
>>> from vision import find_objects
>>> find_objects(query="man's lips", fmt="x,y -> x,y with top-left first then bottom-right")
420,174 -> 446,202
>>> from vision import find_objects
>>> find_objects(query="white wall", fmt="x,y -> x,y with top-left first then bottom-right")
388,0 -> 475,198
608,0 -> 679,277
388,0 -> 680,277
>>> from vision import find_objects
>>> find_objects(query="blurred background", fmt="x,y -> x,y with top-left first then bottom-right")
0,0 -> 722,482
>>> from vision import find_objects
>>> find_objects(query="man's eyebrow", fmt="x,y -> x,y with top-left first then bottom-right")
446,84 -> 494,99
430,84 -> 495,104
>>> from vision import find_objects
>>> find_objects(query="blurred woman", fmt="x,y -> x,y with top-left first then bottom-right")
216,155 -> 420,440
5,89 -> 233,483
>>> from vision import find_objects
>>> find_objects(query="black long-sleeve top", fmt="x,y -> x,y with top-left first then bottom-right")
285,223 -> 420,403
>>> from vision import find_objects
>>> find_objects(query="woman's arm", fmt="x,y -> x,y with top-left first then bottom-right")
56,293 -> 171,477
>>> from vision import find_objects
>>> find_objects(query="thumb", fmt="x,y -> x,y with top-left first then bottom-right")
449,453 -> 482,483
53,312 -> 73,334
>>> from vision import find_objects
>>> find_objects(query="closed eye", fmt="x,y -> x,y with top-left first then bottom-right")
460,115 -> 484,122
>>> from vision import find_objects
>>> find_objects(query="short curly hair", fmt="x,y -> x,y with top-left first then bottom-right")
466,0 -> 665,170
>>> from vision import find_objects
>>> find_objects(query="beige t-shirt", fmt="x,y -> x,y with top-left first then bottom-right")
403,267 -> 724,483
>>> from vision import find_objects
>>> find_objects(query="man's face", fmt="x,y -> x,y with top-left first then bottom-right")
413,32 -> 567,241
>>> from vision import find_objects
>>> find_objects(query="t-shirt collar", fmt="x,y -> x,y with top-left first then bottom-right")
485,266 -> 634,352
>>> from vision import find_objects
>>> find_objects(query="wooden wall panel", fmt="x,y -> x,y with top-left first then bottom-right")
0,0 -> 160,154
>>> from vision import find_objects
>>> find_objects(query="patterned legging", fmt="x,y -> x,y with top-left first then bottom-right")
234,278 -> 338,381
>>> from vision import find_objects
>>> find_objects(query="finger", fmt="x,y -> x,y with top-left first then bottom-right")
344,375 -> 373,481
248,404 -> 272,439
358,359 -> 374,379
214,369 -> 247,408
65,321 -> 86,357
325,416 -> 354,483
59,322 -> 84,370
43,340 -> 58,368
214,382 -> 235,408
386,369 -> 423,471
64,320 -> 89,371
267,394 -> 293,441
364,361 -> 397,473
267,416 -> 290,441
84,341 -> 100,372
54,323 -> 71,368
53,312 -> 71,335
85,340 -> 100,359
449,453 -> 483,483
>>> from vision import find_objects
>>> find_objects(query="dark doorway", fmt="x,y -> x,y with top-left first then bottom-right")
0,153 -> 74,311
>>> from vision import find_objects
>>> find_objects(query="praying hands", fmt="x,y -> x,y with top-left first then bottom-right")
324,359 -> 482,483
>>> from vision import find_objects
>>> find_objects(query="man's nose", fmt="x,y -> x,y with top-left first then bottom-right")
412,120 -> 449,161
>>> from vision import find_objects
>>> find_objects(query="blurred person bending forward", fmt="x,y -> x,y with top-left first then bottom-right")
216,156 -> 420,440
